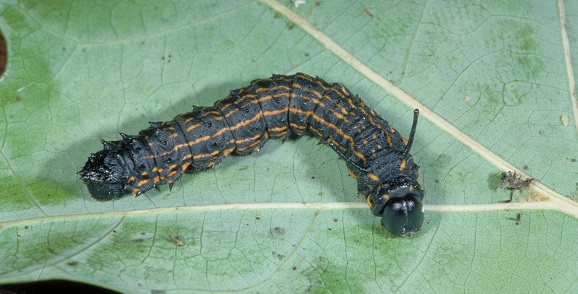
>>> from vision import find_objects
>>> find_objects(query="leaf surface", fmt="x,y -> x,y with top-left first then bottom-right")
0,0 -> 577,292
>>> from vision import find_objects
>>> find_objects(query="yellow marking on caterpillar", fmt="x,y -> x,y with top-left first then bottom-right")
363,193 -> 373,209
261,108 -> 288,118
399,159 -> 407,171
255,93 -> 291,105
137,179 -> 150,187
330,109 -> 348,122
267,126 -> 288,133
385,133 -> 392,147
327,137 -> 347,152
234,133 -> 262,144
348,169 -> 358,179
228,114 -> 262,131
367,173 -> 379,182
255,85 -> 291,93
181,162 -> 191,171
306,89 -> 323,99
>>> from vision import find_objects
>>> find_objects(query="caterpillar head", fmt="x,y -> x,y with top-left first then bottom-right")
79,148 -> 130,201
380,108 -> 424,237
381,180 -> 424,237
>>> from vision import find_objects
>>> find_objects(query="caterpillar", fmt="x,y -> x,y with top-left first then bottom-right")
79,73 -> 424,237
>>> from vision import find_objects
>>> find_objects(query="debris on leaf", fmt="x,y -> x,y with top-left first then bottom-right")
500,171 -> 533,191
500,171 -> 533,203
169,235 -> 184,247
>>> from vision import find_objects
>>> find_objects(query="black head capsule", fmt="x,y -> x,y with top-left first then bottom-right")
381,189 -> 424,237
370,177 -> 424,237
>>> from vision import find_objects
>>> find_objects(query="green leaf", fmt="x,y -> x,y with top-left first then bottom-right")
1,0 -> 577,292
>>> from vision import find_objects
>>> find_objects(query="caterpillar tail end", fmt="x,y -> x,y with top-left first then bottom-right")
78,151 -> 128,201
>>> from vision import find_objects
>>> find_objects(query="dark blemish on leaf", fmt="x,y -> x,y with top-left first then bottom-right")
24,225 -> 29,229
292,266 -> 297,270
333,219 -> 338,222
268,226 -> 286,238
256,216 -> 261,220
272,251 -> 285,260
132,238 -> 144,243
507,213 -> 521,225
67,261 -> 79,266
151,290 -> 166,294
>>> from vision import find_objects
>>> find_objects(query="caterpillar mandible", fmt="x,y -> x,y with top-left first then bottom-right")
79,73 -> 424,237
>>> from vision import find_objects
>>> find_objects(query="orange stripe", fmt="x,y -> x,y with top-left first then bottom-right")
228,113 -> 262,131
234,133 -> 262,144
399,159 -> 407,171
181,162 -> 191,171
367,173 -> 379,181
255,85 -> 291,93
137,179 -> 150,187
289,108 -> 366,164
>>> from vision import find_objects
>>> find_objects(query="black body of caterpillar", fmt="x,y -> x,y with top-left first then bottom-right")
79,73 -> 424,237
